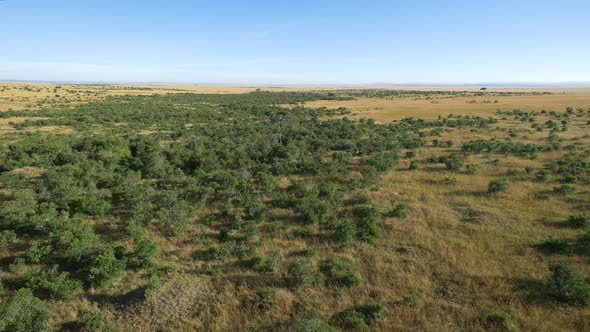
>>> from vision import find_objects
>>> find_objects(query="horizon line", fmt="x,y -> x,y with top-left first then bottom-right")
2,79 -> 590,88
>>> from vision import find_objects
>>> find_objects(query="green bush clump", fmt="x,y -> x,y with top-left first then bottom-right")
488,178 -> 508,194
408,160 -> 419,170
286,259 -> 320,289
356,303 -> 385,321
320,258 -> 363,288
567,214 -> 590,228
386,203 -> 410,218
255,288 -> 276,312
545,262 -> 590,306
0,288 -> 51,332
538,238 -> 569,254
332,221 -> 356,247
0,230 -> 17,246
24,265 -> 83,299
352,205 -> 380,243
575,231 -> 590,255
336,303 -> 384,330
443,153 -> 463,171
87,246 -> 126,289
552,184 -> 575,196
338,310 -> 369,331
294,310 -> 336,332
126,224 -> 158,268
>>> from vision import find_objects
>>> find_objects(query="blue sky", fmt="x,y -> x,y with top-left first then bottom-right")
1,0 -> 589,84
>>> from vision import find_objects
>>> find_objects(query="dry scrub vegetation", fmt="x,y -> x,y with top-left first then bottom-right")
0,83 -> 589,331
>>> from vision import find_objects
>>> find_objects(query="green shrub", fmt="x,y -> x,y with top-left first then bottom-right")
443,153 -> 463,171
545,262 -> 590,306
403,295 -> 421,309
553,184 -> 575,195
286,259 -> 319,288
488,178 -> 508,194
127,224 -> 158,268
0,230 -> 17,246
575,231 -> 590,255
294,310 -> 336,332
352,205 -> 380,243
87,246 -> 126,289
538,238 -> 569,254
356,302 -> 385,321
333,221 -> 356,247
348,193 -> 372,205
386,203 -> 410,218
0,288 -> 51,332
24,265 -> 83,299
300,247 -> 319,258
25,242 -> 52,264
338,310 -> 369,331
567,214 -> 590,228
256,288 -> 276,312
404,151 -> 416,158
250,251 -> 281,272
320,258 -> 363,288
408,160 -> 419,170
81,314 -> 114,332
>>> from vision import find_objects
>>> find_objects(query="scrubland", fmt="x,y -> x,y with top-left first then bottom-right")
0,83 -> 589,331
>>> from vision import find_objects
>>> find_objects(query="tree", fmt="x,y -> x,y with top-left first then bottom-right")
0,288 -> 51,332
545,262 -> 590,306
488,178 -> 508,194
87,246 -> 126,289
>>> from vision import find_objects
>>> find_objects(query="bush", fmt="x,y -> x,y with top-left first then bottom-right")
386,203 -> 410,218
466,164 -> 478,174
127,225 -> 158,268
538,238 -> 569,254
333,221 -> 356,247
338,310 -> 369,331
443,153 -> 463,171
352,205 -> 380,243
402,295 -> 421,309
286,259 -> 319,288
87,246 -> 126,289
320,258 -> 363,288
250,251 -> 281,273
356,302 -> 385,321
294,310 -> 336,332
0,288 -> 51,332
25,242 -> 52,263
553,184 -> 575,195
24,265 -> 83,300
575,231 -> 590,255
545,262 -> 590,306
0,230 -> 17,246
255,288 -> 276,312
408,160 -> 419,170
567,214 -> 590,228
488,178 -> 508,194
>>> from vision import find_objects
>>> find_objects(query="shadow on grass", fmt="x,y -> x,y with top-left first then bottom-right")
88,286 -> 147,308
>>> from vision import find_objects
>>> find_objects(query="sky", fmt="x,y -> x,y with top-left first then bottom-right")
1,0 -> 589,84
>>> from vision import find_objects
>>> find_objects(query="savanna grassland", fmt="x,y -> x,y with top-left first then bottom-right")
0,83 -> 589,332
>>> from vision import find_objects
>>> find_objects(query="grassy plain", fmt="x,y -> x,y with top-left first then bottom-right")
0,83 -> 589,331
